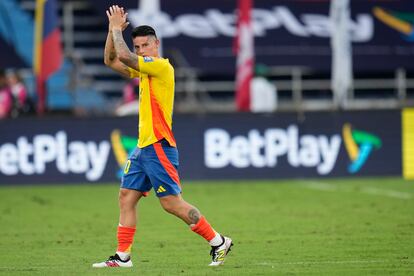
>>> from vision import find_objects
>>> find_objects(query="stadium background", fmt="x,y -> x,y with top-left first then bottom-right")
0,0 -> 413,274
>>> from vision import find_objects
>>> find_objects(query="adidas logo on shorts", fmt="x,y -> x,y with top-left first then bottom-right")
156,186 -> 166,193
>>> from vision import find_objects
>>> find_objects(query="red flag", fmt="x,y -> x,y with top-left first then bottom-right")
234,0 -> 254,111
33,0 -> 63,114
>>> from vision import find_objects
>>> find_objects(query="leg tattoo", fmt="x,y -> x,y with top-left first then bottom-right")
188,208 -> 201,224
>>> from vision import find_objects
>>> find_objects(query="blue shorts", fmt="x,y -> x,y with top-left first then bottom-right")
121,139 -> 182,197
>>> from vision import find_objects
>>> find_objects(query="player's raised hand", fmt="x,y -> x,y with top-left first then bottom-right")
121,21 -> 130,31
106,16 -> 129,31
118,6 -> 130,31
106,5 -> 128,30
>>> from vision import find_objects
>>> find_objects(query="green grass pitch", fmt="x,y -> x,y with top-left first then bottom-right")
0,177 -> 413,275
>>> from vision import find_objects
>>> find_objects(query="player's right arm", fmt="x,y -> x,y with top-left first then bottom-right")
103,11 -> 131,78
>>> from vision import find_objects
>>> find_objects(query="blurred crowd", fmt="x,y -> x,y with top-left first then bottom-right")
0,69 -> 34,119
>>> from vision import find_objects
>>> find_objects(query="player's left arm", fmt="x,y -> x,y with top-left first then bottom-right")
112,28 -> 140,71
108,5 -> 140,71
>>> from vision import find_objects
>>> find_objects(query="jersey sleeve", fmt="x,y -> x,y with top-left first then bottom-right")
138,56 -> 168,77
127,67 -> 140,78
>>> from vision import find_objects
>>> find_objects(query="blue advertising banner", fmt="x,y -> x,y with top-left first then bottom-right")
90,0 -> 414,73
0,111 -> 401,184
191,111 -> 401,179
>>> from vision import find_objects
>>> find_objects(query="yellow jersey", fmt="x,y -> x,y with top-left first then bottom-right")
128,56 -> 176,148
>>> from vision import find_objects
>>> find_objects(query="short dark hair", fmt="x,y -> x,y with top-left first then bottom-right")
131,25 -> 157,39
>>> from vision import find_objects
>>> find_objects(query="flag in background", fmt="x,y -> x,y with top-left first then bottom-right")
33,0 -> 62,114
234,0 -> 254,112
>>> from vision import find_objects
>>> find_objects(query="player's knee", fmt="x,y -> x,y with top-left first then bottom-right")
118,189 -> 135,210
159,197 -> 180,215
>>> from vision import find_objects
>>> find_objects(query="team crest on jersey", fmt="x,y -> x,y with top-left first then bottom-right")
143,56 -> 154,62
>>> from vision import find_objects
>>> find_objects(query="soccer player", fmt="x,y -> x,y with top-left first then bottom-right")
93,5 -> 233,268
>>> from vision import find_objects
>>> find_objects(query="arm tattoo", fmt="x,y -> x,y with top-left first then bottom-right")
121,64 -> 131,77
112,29 -> 139,70
108,51 -> 116,61
188,208 -> 201,224
104,30 -> 115,64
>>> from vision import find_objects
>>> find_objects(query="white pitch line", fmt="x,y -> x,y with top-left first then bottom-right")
299,181 -> 412,200
300,181 -> 338,191
360,187 -> 412,200
257,259 -> 402,266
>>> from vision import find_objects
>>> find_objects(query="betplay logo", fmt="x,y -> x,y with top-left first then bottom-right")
342,123 -> 382,173
204,124 -> 381,175
373,7 -> 414,41
205,126 -> 341,175
0,131 -> 110,181
129,6 -> 373,42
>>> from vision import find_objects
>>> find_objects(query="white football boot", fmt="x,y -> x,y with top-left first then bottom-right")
209,236 -> 233,266
92,254 -> 133,268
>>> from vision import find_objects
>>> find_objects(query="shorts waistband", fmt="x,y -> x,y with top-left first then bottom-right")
154,138 -> 170,146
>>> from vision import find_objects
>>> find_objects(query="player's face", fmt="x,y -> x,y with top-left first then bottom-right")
133,36 -> 159,57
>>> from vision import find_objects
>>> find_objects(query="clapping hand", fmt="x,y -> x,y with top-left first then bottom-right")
107,5 -> 129,31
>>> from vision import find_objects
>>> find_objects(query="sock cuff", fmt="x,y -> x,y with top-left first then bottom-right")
118,225 -> 136,233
